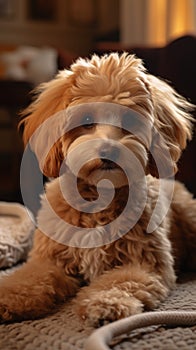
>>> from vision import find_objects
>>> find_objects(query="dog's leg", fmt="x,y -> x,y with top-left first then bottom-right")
0,258 -> 79,322
75,264 -> 174,326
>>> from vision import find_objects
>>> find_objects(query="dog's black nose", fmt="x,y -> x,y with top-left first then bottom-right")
99,144 -> 120,162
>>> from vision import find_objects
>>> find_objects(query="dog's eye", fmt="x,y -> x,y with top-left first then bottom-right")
122,112 -> 139,133
81,115 -> 95,128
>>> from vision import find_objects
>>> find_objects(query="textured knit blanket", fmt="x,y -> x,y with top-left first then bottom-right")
0,274 -> 195,350
0,202 -> 34,269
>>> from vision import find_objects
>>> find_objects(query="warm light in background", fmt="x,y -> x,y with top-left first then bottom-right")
168,0 -> 195,40
121,0 -> 196,46
147,0 -> 167,46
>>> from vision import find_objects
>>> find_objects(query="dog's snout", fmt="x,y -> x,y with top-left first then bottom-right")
99,144 -> 119,162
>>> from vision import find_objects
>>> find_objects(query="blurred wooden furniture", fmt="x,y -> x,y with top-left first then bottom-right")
0,80 -> 33,202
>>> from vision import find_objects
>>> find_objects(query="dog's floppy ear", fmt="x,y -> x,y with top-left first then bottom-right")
19,71 -> 74,177
146,75 -> 193,178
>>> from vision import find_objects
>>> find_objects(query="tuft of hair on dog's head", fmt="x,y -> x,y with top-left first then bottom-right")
19,52 -> 194,180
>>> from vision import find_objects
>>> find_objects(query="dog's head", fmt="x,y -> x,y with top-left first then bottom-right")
20,53 -> 193,188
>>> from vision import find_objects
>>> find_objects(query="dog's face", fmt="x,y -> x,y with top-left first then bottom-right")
20,53 -> 193,188
59,102 -> 152,188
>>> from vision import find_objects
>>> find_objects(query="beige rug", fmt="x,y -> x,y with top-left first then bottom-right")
0,273 -> 195,350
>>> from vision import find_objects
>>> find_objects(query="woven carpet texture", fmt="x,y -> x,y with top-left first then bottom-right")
0,273 -> 195,350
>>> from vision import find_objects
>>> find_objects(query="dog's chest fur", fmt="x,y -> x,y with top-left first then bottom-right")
34,174 -> 173,282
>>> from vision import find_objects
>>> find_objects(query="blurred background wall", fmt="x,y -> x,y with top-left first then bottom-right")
0,0 -> 119,55
0,0 -> 196,54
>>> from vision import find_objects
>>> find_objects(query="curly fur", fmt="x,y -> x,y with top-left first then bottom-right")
0,53 -> 195,326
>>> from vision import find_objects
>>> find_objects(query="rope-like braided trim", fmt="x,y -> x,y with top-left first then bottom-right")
85,311 -> 196,350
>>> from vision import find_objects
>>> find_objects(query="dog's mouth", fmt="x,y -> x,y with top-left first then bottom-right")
76,158 -> 128,188
100,159 -> 120,170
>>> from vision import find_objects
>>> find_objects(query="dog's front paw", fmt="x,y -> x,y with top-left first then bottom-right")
75,287 -> 143,326
0,293 -> 25,323
0,305 -> 15,323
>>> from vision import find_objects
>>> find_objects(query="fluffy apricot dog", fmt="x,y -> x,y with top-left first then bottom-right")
0,53 -> 195,326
